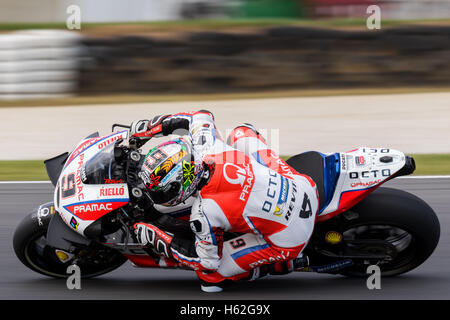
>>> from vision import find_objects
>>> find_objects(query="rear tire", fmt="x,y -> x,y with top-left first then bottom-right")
338,187 -> 440,277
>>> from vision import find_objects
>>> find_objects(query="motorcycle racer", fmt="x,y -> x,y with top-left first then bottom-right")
130,110 -> 319,292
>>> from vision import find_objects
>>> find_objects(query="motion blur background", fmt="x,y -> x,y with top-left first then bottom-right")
0,0 -> 449,167
0,0 -> 449,99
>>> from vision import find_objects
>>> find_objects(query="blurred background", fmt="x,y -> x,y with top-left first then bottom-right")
1,0 -> 450,22
0,0 -> 449,172
0,0 -> 449,99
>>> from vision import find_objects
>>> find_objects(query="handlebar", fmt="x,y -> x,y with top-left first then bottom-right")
112,123 -> 131,131
112,123 -> 148,150
110,122 -> 158,213
113,143 -> 155,212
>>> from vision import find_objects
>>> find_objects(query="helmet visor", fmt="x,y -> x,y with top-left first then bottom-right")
149,181 -> 182,204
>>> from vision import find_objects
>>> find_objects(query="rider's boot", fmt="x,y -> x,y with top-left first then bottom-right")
247,255 -> 311,280
200,280 -> 225,293
199,255 -> 312,292
197,272 -> 234,293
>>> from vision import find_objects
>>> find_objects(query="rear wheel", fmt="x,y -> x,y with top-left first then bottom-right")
13,211 -> 127,278
310,187 -> 440,277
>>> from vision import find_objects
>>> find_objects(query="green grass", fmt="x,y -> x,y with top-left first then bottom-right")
1,87 -> 449,108
410,154 -> 450,176
1,18 -> 449,32
0,160 -> 49,181
1,154 -> 449,181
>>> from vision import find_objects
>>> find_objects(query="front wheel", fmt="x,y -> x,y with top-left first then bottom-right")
13,210 -> 127,279
310,187 -> 440,277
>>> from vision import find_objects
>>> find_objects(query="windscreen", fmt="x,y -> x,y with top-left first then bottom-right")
82,143 -> 124,184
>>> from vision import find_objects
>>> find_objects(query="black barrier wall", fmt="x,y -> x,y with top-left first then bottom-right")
79,26 -> 450,94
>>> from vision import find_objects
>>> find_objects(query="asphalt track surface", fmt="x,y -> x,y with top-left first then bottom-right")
1,178 -> 449,300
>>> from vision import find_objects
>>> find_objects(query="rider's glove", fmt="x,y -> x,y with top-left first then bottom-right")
129,115 -> 170,148
134,222 -> 173,258
130,120 -> 149,137
130,115 -> 170,139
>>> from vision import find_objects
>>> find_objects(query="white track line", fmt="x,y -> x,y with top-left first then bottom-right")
0,176 -> 450,184
396,176 -> 450,179
0,181 -> 52,184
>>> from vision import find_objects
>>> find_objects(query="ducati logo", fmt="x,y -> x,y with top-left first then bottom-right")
234,129 -> 244,138
223,162 -> 254,201
223,163 -> 247,186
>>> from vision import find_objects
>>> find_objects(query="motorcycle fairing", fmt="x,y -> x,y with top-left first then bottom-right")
286,151 -> 340,212
44,132 -> 99,187
54,130 -> 130,236
124,254 -> 181,268
44,153 -> 69,186
317,147 -> 406,222
46,210 -> 91,251
44,133 -> 100,186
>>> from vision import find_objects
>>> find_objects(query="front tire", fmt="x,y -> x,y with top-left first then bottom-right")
337,187 -> 440,277
13,210 -> 127,278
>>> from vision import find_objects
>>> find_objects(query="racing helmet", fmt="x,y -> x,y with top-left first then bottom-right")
139,138 -> 201,206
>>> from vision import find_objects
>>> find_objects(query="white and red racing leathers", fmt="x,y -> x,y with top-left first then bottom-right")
141,111 -> 319,282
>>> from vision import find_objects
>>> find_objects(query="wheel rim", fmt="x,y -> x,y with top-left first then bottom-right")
24,232 -> 69,278
342,224 -> 417,275
23,231 -> 126,278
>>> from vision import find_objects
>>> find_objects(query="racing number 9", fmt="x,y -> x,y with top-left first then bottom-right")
61,173 -> 76,198
230,238 -> 246,249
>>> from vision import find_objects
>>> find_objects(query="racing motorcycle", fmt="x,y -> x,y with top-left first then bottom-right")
13,126 -> 440,280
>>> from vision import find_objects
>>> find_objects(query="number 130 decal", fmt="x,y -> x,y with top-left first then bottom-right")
61,173 -> 76,199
